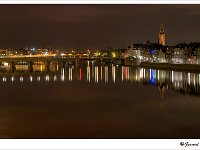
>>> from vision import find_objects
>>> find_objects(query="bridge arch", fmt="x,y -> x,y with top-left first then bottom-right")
32,61 -> 45,72
49,61 -> 59,72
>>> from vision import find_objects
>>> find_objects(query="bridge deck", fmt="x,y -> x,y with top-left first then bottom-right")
0,56 -> 124,62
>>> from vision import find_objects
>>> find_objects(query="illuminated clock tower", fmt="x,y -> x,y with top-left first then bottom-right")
158,23 -> 165,46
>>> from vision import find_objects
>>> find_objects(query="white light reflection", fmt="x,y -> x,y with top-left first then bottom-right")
30,76 -> 33,82
3,77 -> 6,82
11,76 -> 14,82
105,66 -> 108,83
188,73 -> 190,85
95,66 -> 99,83
20,76 -> 23,82
87,66 -> 90,82
37,76 -> 40,82
46,75 -> 50,82
54,75 -> 57,81
140,68 -> 143,79
112,65 -> 116,83
61,68 -> 65,82
69,68 -> 72,81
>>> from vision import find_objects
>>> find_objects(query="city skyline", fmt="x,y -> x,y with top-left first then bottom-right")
0,4 -> 200,141
0,5 -> 200,50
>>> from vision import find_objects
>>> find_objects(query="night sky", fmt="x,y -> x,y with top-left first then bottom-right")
0,4 -> 200,50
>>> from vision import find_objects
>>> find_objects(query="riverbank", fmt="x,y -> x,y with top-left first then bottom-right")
140,62 -> 200,72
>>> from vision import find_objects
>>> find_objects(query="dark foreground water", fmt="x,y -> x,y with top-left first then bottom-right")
0,61 -> 200,138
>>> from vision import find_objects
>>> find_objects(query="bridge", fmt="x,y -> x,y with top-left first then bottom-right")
0,56 -> 77,72
0,55 -> 125,72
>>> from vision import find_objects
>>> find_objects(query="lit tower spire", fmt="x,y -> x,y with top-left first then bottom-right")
160,23 -> 164,33
158,23 -> 166,46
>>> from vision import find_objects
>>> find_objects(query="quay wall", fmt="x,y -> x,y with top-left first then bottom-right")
124,59 -> 140,66
140,62 -> 200,72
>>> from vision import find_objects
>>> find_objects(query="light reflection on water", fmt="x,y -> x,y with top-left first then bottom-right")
0,61 -> 200,138
0,62 -> 200,97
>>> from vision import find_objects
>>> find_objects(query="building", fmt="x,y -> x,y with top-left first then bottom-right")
172,43 -> 196,64
165,46 -> 174,63
0,49 -> 8,56
173,47 -> 184,64
184,49 -> 193,64
127,43 -> 144,60
158,23 -> 166,46
142,42 -> 166,62
197,48 -> 200,64
188,42 -> 200,64
37,48 -> 49,55
158,49 -> 166,63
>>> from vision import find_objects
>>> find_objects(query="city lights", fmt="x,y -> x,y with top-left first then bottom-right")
0,5 -> 200,144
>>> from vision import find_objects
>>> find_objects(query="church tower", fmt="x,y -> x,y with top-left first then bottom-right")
158,23 -> 165,46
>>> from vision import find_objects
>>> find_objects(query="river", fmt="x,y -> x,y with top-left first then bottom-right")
0,61 -> 199,138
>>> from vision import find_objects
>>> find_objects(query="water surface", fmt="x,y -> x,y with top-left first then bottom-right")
0,61 -> 200,138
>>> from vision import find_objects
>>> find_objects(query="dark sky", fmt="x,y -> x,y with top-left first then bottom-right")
0,4 -> 200,50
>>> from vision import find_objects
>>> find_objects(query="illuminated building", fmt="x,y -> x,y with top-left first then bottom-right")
127,43 -> 144,60
158,23 -> 166,46
173,47 -> 184,64
165,47 -> 174,63
0,49 -> 8,56
197,48 -> 200,64
173,43 -> 192,64
37,48 -> 49,55
158,50 -> 166,63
